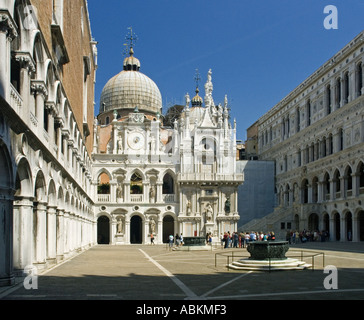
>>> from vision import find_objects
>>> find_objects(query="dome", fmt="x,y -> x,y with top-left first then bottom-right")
99,50 -> 162,116
191,87 -> 203,107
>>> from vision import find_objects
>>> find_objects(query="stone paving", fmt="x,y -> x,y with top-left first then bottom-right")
1,242 -> 364,301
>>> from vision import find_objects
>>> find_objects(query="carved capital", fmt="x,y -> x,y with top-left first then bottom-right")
0,10 -> 18,41
12,51 -> 36,74
31,80 -> 48,98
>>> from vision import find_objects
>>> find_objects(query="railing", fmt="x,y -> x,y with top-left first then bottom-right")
97,194 -> 110,202
215,249 -> 325,273
162,194 -> 175,202
130,195 -> 143,202
9,83 -> 23,113
178,173 -> 244,182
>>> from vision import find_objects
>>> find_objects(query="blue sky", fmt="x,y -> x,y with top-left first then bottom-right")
88,0 -> 364,140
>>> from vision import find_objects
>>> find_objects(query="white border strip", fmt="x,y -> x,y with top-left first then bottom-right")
139,249 -> 198,299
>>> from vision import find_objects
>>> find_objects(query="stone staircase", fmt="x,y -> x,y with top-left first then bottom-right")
239,207 -> 291,239
228,258 -> 312,271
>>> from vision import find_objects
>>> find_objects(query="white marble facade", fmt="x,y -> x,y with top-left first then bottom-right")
254,31 -> 364,241
93,62 -> 243,245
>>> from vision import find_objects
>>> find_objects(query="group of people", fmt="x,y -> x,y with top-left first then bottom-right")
168,233 -> 184,249
220,231 -> 276,249
286,230 -> 330,244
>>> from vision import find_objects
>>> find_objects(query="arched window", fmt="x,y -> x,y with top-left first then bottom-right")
130,172 -> 143,195
333,170 -> 341,198
306,100 -> 311,127
97,172 -> 110,195
312,177 -> 319,203
336,78 -> 341,108
301,179 -> 309,204
344,71 -> 350,104
163,173 -> 174,194
344,166 -> 353,197
323,172 -> 330,201
326,85 -> 332,115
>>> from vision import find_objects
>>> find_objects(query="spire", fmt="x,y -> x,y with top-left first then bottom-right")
191,69 -> 203,107
123,27 -> 140,71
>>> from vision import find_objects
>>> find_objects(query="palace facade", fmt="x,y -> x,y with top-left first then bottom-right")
0,0 -> 243,286
246,31 -> 364,242
0,0 -> 97,286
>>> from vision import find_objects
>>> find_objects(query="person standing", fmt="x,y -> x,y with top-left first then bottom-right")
150,233 -> 154,245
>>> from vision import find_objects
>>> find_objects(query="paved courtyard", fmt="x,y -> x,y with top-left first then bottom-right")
1,242 -> 364,302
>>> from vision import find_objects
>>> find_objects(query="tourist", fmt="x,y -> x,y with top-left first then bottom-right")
249,231 -> 256,242
233,232 -> 239,248
180,233 -> 183,246
175,233 -> 180,246
244,232 -> 250,247
169,234 -> 174,249
150,233 -> 154,245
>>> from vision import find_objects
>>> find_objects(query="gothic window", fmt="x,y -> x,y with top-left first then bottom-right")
357,162 -> 364,189
296,108 -> 300,133
333,170 -> 341,195
356,62 -> 363,97
323,172 -> 330,201
312,177 -> 319,203
344,166 -> 353,196
344,71 -> 350,104
326,85 -> 332,115
306,100 -> 311,127
339,129 -> 344,151
336,78 -> 341,108
301,179 -> 309,204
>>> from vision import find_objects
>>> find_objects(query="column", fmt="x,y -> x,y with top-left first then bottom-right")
13,197 -> 34,270
340,216 -> 346,242
63,211 -> 70,257
30,80 -> 48,135
0,11 -> 17,100
156,182 -> 163,203
47,206 -> 57,264
56,209 -> 65,262
33,202 -> 48,269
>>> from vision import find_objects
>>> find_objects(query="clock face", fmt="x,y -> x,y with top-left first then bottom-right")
128,132 -> 145,150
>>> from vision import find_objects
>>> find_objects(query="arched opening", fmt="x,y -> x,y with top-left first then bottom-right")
163,173 -> 174,194
97,172 -> 110,202
308,213 -> 319,231
163,215 -> 174,243
97,216 -> 110,244
359,211 -> 364,241
301,179 -> 309,204
323,172 -> 330,201
312,177 -> 319,203
130,172 -> 143,195
333,212 -> 341,241
323,213 -> 330,236
130,215 -> 142,244
333,170 -> 341,199
0,140 -> 15,285
345,211 -> 353,241
344,166 -> 353,197
357,162 -> 364,192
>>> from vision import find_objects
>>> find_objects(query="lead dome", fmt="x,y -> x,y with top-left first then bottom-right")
99,48 -> 162,116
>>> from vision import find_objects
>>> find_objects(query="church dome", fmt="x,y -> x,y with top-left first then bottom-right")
99,49 -> 162,116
